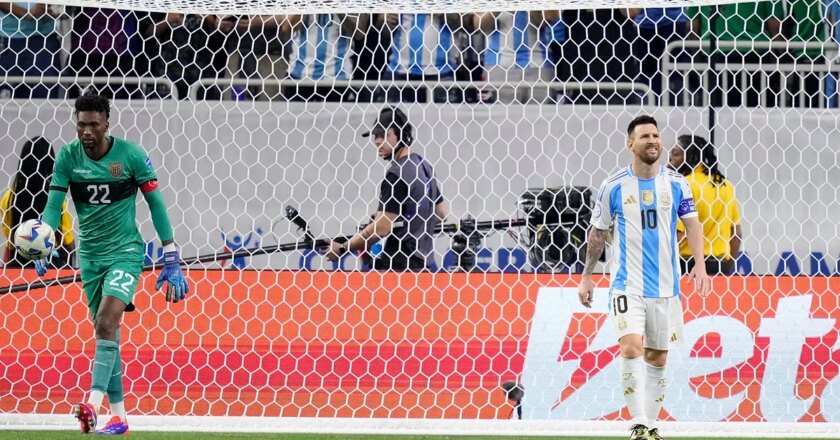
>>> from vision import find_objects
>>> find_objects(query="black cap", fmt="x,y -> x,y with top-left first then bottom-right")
361,107 -> 408,138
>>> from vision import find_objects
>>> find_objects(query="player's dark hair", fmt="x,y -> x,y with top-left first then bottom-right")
678,134 -> 727,186
627,115 -> 658,136
11,137 -> 55,230
74,93 -> 110,119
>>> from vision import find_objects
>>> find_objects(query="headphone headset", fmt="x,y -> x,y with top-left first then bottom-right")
387,106 -> 414,147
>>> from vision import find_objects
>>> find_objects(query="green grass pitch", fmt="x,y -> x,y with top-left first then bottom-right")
0,433 -> 828,440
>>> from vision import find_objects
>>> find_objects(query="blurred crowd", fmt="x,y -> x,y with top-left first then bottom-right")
0,2 -> 839,106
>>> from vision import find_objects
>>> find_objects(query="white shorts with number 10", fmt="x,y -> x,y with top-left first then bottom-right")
610,292 -> 684,351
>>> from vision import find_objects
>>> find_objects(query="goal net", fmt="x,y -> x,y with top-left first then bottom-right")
1,0 -> 840,436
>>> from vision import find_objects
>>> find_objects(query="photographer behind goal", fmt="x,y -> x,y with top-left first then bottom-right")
322,107 -> 448,271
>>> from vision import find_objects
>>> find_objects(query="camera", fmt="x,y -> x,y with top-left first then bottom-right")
519,186 -> 595,273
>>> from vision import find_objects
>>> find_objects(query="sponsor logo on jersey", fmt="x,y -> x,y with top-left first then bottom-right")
145,156 -> 153,170
623,195 -> 637,205
109,162 -> 123,178
73,169 -> 92,174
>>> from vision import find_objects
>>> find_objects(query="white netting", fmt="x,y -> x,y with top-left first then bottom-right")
32,0 -> 746,14
1,0 -> 840,436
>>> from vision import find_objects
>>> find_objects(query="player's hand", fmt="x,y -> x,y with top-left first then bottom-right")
688,264 -> 711,297
155,250 -> 189,303
578,276 -> 595,308
321,241 -> 346,262
33,249 -> 59,277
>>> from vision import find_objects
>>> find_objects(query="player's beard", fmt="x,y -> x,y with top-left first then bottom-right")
639,145 -> 660,165
640,154 -> 659,165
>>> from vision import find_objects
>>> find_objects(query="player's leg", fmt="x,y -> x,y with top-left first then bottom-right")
96,328 -> 129,435
72,259 -> 107,433
94,259 -> 141,435
642,296 -> 685,440
611,292 -> 649,439
642,347 -> 667,440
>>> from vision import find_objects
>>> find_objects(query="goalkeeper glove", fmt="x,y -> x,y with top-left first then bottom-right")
34,249 -> 59,277
155,249 -> 189,303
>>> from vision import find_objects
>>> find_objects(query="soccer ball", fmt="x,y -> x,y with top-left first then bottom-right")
13,219 -> 55,261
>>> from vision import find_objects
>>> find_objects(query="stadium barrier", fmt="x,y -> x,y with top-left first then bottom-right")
662,41 -> 840,108
2,269 -> 839,424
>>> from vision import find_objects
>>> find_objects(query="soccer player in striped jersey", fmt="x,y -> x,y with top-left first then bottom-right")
285,14 -> 358,101
578,115 -> 710,440
35,94 -> 189,435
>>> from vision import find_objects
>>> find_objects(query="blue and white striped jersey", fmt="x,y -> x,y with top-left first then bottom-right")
289,14 -> 353,80
484,11 -> 545,69
591,166 -> 697,298
388,14 -> 456,76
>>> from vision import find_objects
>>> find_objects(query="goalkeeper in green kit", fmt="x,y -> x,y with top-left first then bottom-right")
36,94 -> 189,435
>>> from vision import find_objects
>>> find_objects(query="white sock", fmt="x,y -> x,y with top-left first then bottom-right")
110,400 -> 127,421
620,357 -> 646,425
645,362 -> 667,426
89,390 -> 105,413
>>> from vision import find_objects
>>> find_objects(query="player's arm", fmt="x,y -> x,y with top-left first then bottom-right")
134,150 -> 188,302
678,193 -> 711,296
578,181 -> 612,308
141,181 -> 189,302
579,226 -> 607,308
42,148 -> 70,233
681,216 -> 705,267
141,183 -> 175,247
27,149 -> 71,275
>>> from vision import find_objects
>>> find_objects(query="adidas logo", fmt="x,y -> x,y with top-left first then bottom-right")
624,386 -> 635,396
670,333 -> 678,342
624,195 -> 637,205
655,395 -> 665,403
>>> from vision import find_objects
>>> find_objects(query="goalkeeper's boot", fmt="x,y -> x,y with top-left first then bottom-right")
647,427 -> 665,440
629,424 -> 649,440
94,416 -> 130,435
72,401 -> 97,434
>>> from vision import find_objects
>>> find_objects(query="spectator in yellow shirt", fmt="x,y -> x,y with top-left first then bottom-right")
671,134 -> 742,275
2,137 -> 75,267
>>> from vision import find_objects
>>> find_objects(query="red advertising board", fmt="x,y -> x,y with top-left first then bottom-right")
1,270 -> 838,422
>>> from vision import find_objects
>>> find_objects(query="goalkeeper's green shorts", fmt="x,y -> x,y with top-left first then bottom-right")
79,256 -> 143,321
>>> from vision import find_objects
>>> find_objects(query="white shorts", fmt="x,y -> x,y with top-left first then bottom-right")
609,292 -> 684,351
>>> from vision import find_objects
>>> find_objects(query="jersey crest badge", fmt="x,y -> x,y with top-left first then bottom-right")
642,190 -> 654,206
109,162 -> 123,178
658,191 -> 671,208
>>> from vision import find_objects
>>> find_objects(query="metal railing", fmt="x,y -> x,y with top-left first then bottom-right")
0,75 -> 655,105
662,40 -> 840,107
188,78 -> 655,105
0,76 -> 179,99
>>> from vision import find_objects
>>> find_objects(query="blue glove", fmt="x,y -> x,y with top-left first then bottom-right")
34,249 -> 59,277
155,250 -> 188,303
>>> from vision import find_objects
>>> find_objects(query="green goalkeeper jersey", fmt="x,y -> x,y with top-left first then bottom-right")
50,136 -> 157,261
